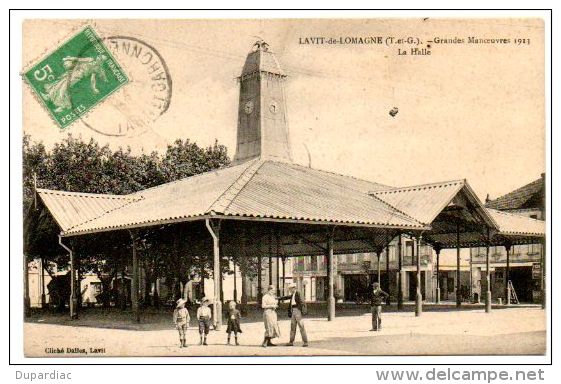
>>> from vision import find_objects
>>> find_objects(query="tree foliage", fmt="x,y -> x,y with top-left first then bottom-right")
23,134 -> 233,304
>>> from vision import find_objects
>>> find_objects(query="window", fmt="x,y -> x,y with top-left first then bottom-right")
388,245 -> 395,262
528,243 -> 541,255
295,257 -> 305,271
405,241 -> 414,257
310,256 -> 318,271
530,214 -> 538,219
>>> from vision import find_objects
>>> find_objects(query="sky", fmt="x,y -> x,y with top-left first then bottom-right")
22,18 -> 545,201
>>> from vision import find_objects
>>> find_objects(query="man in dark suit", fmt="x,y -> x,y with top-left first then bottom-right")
279,283 -> 309,347
370,282 -> 389,331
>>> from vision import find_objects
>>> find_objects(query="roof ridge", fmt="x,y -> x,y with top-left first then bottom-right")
64,195 -> 144,232
207,159 -> 265,214
264,160 -> 426,228
372,179 -> 465,195
37,188 -> 136,200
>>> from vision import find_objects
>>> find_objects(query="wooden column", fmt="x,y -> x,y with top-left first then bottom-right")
415,234 -> 423,316
206,219 -> 222,330
505,243 -> 511,305
130,231 -> 140,323
397,234 -> 403,310
435,246 -> 441,304
385,244 -> 390,305
485,227 -> 492,313
456,222 -> 462,308
326,227 -> 335,321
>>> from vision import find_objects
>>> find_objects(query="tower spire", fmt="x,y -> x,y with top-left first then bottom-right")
233,40 -> 292,164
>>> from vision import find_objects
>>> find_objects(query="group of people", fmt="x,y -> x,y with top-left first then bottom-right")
172,297 -> 242,348
172,281 -> 389,348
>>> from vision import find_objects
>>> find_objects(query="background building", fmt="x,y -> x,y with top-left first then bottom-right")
292,235 -> 435,303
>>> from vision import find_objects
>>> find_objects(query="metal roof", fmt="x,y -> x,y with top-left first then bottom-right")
38,160 -> 543,244
487,208 -> 545,237
36,189 -> 142,232
221,161 -> 423,228
62,159 -> 260,235
371,179 -> 498,230
42,159 -> 426,237
371,180 -> 465,225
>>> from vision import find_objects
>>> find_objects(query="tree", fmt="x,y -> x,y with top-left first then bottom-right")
23,134 -> 231,309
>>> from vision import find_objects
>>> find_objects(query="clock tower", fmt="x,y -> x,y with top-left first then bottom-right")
233,40 -> 293,164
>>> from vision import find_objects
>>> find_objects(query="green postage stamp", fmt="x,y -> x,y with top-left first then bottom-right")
23,26 -> 129,128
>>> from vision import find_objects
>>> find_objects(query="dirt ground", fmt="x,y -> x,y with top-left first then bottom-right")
23,305 -> 546,357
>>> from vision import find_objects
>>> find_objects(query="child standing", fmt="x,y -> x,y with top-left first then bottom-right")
197,297 -> 212,346
226,301 -> 242,345
172,298 -> 190,348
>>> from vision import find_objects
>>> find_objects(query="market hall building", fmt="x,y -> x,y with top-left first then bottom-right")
31,40 -> 546,326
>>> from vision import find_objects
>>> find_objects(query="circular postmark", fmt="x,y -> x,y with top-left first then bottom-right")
77,36 -> 172,137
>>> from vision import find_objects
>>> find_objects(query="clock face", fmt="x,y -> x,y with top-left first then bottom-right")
244,100 -> 254,114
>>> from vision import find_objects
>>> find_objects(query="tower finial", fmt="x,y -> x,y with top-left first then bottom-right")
252,38 -> 269,52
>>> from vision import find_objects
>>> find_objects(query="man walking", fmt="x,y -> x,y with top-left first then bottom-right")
370,282 -> 389,331
279,283 -> 309,347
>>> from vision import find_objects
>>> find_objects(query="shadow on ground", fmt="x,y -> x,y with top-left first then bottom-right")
25,302 -> 541,331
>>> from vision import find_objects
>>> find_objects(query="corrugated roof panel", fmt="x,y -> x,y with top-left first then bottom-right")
487,208 -> 545,237
372,181 -> 465,225
65,160 -> 259,235
37,189 -> 139,232
223,161 -> 424,228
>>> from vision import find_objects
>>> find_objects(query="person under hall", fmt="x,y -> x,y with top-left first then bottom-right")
370,282 -> 389,331
225,300 -> 242,345
173,298 -> 190,348
197,297 -> 212,345
261,285 -> 281,347
278,283 -> 308,347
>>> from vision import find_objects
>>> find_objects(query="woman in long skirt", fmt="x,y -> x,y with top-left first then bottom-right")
262,285 -> 281,347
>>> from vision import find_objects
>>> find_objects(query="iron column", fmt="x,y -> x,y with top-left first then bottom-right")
397,234 -> 403,310
456,222 -> 462,308
206,219 -> 222,330
415,234 -> 423,316
130,231 -> 140,323
385,244 -> 390,306
435,246 -> 441,304
326,227 -> 335,321
505,243 -> 511,305
485,227 -> 492,313
541,237 -> 546,309
377,250 -> 381,284
59,236 -> 77,319
276,232 -> 281,296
